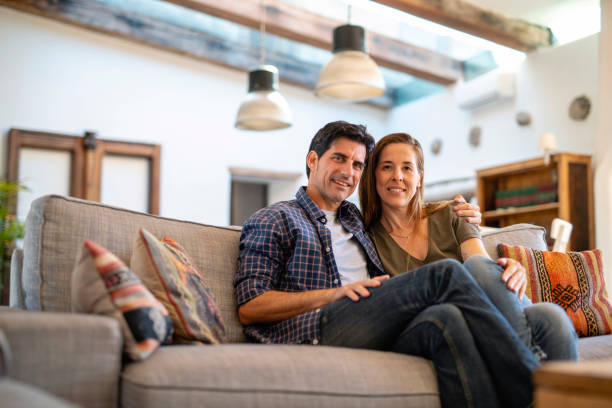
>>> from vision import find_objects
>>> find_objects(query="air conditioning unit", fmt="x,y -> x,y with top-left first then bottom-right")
455,71 -> 516,110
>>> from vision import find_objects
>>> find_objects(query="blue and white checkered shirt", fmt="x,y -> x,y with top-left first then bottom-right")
235,187 -> 384,344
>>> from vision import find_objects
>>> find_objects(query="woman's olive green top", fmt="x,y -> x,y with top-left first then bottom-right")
369,203 -> 481,276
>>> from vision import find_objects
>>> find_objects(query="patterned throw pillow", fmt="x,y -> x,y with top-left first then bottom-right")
130,228 -> 227,344
497,244 -> 612,337
72,240 -> 173,361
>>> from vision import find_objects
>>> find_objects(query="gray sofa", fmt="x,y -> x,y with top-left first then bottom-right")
1,194 -> 611,408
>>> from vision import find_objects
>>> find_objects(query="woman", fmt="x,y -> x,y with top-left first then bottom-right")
359,132 -> 577,361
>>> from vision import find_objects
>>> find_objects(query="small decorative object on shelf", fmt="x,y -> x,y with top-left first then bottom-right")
538,132 -> 557,165
476,153 -> 593,251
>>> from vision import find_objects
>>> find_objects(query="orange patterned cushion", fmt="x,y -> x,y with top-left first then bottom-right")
497,244 -> 612,337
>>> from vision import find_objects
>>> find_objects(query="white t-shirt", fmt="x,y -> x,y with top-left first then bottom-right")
323,210 -> 369,286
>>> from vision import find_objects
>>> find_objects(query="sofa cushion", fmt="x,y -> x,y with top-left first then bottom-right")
480,223 -> 547,259
498,244 -> 612,337
22,195 -> 245,343
121,344 -> 439,408
72,240 -> 173,360
578,335 -> 612,360
131,228 -> 227,344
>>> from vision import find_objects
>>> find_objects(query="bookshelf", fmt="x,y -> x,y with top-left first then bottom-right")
476,153 -> 594,251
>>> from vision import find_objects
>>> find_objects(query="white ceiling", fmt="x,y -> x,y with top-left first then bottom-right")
474,0 -> 601,45
473,0 -> 576,19
473,0 -> 600,27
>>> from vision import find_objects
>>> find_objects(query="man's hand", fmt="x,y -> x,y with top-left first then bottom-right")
497,258 -> 527,300
453,195 -> 481,225
332,275 -> 390,302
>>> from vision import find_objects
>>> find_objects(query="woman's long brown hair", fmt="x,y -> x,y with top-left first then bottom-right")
359,133 -> 448,229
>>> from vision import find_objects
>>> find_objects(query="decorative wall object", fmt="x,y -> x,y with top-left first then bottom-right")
515,111 -> 532,126
431,139 -> 442,155
568,95 -> 591,121
469,126 -> 482,147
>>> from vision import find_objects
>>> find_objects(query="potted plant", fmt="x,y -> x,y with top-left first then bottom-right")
0,179 -> 26,305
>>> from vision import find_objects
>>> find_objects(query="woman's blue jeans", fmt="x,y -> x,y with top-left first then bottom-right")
463,255 -> 578,361
319,259 -> 539,408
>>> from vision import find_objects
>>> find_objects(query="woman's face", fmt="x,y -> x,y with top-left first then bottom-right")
375,143 -> 422,212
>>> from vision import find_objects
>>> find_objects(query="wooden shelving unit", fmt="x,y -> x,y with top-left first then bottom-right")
476,153 -> 594,251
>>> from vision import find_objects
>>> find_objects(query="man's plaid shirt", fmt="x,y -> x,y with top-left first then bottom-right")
235,187 -> 384,344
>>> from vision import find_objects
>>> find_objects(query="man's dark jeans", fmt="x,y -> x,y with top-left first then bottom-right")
319,259 -> 539,408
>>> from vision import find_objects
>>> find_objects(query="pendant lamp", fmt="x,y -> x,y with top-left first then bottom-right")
235,1 -> 292,130
315,22 -> 385,101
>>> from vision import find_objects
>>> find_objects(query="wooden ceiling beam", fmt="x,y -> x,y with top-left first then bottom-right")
0,0 -> 395,108
164,0 -> 463,85
371,0 -> 554,52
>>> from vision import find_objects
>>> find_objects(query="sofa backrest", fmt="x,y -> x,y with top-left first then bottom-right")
16,195 -> 246,343
14,195 -> 549,345
481,223 -> 548,257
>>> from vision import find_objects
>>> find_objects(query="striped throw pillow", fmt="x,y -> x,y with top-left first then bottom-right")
72,240 -> 173,360
497,244 -> 612,337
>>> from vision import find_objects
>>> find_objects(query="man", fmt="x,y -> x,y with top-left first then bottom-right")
235,121 -> 539,408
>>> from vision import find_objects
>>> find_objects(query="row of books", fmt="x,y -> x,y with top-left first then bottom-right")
494,183 -> 557,209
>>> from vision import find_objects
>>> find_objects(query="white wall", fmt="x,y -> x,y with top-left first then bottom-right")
1,6 -> 608,282
387,34 -> 599,184
0,6 -> 388,225
594,0 -> 612,292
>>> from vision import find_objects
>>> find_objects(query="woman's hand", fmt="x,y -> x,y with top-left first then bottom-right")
453,195 -> 481,225
497,258 -> 527,300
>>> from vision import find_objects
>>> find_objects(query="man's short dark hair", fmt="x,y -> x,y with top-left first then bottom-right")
306,121 -> 375,178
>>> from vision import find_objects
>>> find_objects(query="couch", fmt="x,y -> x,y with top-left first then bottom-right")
1,194 -> 611,408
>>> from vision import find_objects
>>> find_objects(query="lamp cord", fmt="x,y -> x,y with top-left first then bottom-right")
347,4 -> 352,25
259,0 -> 266,65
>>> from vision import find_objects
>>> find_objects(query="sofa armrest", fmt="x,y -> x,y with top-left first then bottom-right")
9,248 -> 24,309
0,309 -> 122,408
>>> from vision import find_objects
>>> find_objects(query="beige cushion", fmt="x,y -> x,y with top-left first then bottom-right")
481,223 -> 547,259
22,195 -> 245,343
131,228 -> 227,344
122,344 -> 439,408
578,335 -> 612,360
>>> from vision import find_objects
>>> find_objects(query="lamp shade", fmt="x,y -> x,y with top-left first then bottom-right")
315,25 -> 385,101
538,132 -> 557,151
235,65 -> 292,131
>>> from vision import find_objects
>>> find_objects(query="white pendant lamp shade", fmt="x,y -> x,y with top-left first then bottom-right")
316,25 -> 385,101
235,65 -> 292,131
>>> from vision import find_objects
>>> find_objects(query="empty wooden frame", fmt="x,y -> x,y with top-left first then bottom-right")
7,128 -> 161,215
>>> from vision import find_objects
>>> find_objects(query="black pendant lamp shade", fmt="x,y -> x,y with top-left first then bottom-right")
235,65 -> 292,131
316,24 -> 385,101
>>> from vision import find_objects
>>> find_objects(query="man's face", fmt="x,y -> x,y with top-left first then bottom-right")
306,137 -> 367,211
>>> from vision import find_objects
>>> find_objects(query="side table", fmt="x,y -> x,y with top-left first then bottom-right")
534,358 -> 612,407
